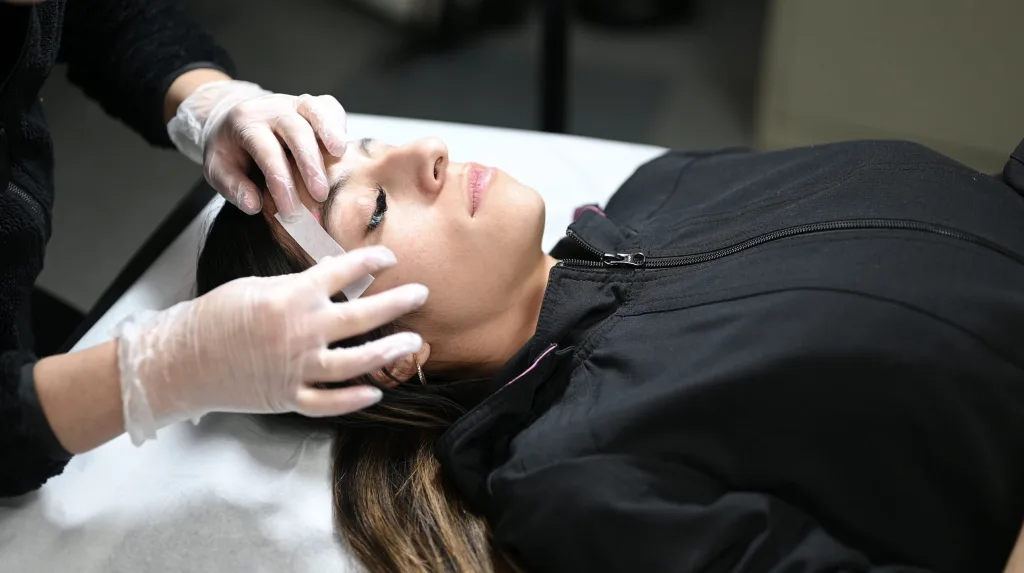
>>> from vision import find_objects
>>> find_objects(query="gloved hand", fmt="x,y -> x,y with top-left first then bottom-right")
113,247 -> 427,446
167,79 -> 348,217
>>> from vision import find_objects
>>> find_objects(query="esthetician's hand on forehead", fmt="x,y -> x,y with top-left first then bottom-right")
168,80 -> 350,218
259,138 -> 376,217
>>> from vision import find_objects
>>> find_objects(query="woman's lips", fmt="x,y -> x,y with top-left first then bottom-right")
466,163 -> 496,216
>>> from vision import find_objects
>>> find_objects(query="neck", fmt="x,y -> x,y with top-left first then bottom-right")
513,254 -> 560,349
477,254 -> 559,375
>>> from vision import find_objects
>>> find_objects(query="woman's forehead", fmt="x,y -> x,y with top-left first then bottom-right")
326,140 -> 375,174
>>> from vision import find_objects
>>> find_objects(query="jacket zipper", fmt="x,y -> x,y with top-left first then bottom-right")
560,218 -> 1024,269
7,181 -> 49,235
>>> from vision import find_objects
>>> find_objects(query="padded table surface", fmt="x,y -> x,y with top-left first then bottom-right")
1,115 -> 664,572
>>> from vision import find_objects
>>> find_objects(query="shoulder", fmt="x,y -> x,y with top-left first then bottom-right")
626,140 -> 963,183
604,140 -> 948,213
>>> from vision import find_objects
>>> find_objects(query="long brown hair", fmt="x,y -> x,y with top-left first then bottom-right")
330,395 -> 515,573
196,202 -> 516,572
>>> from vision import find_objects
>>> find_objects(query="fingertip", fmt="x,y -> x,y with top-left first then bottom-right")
230,180 -> 261,215
396,332 -> 424,353
269,181 -> 298,216
357,385 -> 384,405
362,245 -> 397,267
326,136 -> 347,158
295,385 -> 383,417
405,283 -> 430,307
285,143 -> 328,202
309,176 -> 329,202
241,189 -> 262,214
275,202 -> 294,218
324,385 -> 384,416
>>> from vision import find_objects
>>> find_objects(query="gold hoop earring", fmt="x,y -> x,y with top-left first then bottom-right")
414,355 -> 427,386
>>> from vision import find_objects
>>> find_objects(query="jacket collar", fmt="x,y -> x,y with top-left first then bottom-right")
550,206 -> 637,262
1004,138 -> 1024,197
435,209 -> 633,509
428,208 -> 631,410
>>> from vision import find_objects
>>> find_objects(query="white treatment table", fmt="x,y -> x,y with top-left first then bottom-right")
0,115 -> 664,573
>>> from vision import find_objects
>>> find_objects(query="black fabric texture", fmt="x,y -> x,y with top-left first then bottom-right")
1003,138 -> 1024,196
437,140 -> 1024,572
0,0 -> 234,496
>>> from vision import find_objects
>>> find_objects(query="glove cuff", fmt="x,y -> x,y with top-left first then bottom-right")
166,79 -> 271,165
112,304 -> 201,446
113,309 -> 162,446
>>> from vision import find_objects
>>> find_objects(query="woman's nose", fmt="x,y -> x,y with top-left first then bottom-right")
409,137 -> 448,195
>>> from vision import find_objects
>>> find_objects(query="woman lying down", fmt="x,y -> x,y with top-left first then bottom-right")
195,137 -> 1024,573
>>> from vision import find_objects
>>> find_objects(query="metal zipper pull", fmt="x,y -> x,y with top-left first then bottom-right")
602,252 -> 646,267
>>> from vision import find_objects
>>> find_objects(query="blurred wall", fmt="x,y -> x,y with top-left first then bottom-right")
756,0 -> 1024,173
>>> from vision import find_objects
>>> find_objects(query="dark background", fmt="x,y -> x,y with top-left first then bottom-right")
37,0 -> 767,317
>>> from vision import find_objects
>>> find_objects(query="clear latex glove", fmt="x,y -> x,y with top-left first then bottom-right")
167,79 -> 348,217
113,247 -> 427,446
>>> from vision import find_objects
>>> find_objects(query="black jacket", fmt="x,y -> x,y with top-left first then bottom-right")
0,0 -> 234,496
436,140 -> 1024,572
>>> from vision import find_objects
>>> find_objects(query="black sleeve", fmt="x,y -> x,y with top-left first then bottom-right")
490,455 -> 931,573
57,0 -> 237,147
0,354 -> 72,497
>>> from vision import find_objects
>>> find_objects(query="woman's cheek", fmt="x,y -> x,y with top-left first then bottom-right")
367,268 -> 413,299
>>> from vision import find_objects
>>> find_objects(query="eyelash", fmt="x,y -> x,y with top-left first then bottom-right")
367,185 -> 387,231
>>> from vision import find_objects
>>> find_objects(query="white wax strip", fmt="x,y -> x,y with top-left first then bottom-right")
275,204 -> 374,300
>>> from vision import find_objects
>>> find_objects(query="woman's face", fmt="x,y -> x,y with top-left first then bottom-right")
265,137 -> 548,370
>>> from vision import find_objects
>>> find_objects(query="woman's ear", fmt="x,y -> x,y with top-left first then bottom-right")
372,340 -> 431,387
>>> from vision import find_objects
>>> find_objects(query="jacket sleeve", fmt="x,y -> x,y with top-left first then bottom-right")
489,455 -> 931,573
57,0 -> 236,147
1,352 -> 72,497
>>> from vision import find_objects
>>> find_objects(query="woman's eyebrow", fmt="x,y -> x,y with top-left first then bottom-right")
319,139 -> 375,229
321,169 -> 351,229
